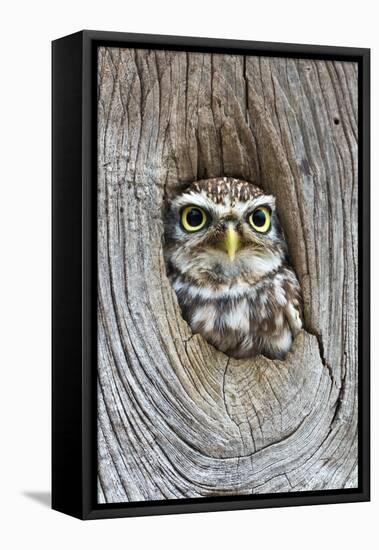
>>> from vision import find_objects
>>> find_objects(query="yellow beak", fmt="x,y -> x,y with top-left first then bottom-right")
224,225 -> 240,262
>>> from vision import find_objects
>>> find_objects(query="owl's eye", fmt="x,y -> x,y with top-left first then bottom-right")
181,206 -> 207,232
248,207 -> 271,233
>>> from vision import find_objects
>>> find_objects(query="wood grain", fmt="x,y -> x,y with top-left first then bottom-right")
97,47 -> 358,502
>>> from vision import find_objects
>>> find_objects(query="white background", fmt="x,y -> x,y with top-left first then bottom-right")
0,0 -> 376,548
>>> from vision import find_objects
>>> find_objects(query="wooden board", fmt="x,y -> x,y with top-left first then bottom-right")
97,47 -> 358,502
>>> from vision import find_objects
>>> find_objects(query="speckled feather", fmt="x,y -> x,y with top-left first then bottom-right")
164,178 -> 303,359
192,177 -> 265,206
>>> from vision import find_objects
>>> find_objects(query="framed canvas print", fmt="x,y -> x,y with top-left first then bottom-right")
52,30 -> 370,520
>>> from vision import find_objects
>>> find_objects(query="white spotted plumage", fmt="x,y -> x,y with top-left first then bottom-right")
164,177 -> 303,359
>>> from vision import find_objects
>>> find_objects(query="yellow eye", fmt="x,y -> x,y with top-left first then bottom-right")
181,206 -> 207,232
248,207 -> 271,233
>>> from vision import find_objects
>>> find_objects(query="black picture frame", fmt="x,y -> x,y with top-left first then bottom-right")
52,30 -> 370,520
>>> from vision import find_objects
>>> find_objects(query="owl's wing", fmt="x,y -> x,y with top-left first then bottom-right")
283,274 -> 303,336
285,301 -> 303,335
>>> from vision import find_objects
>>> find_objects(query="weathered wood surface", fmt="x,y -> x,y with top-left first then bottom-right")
97,47 -> 358,502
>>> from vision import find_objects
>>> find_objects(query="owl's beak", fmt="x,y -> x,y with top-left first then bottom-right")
224,224 -> 240,262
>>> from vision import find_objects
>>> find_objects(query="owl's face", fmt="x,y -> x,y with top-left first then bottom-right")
164,178 -> 288,286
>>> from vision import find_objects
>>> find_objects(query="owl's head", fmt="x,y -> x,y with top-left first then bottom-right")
164,177 -> 288,285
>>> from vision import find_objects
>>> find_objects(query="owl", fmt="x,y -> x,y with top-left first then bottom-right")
164,177 -> 303,360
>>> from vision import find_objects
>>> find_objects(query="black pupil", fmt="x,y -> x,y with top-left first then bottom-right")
186,208 -> 203,227
252,209 -> 267,227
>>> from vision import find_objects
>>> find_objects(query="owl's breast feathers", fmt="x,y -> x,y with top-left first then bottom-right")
168,264 -> 302,359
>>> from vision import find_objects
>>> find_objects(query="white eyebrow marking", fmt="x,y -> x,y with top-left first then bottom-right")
171,190 -> 219,216
171,189 -> 276,221
234,194 -> 276,215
